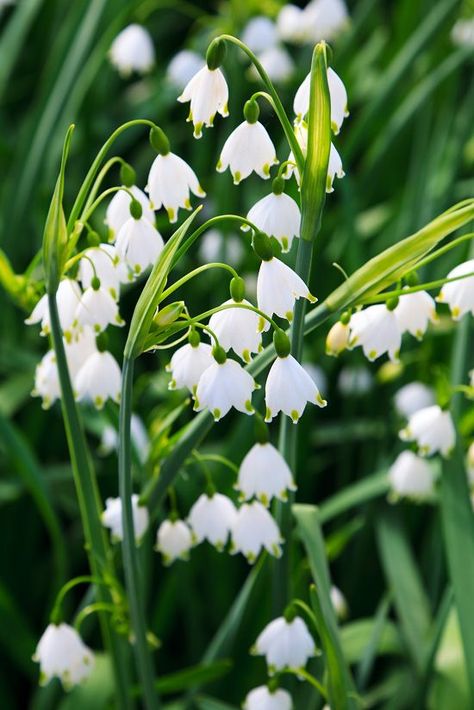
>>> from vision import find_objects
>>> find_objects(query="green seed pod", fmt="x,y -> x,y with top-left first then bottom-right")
206,38 -> 226,70
273,328 -> 291,358
149,126 -> 170,156
252,231 -> 274,262
243,98 -> 260,124
120,162 -> 136,188
230,276 -> 245,302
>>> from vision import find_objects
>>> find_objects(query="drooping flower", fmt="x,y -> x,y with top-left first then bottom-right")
101,494 -> 149,543
155,519 -> 193,565
399,405 -> 455,457
32,351 -> 62,410
265,354 -> 327,423
74,350 -> 122,409
194,353 -> 257,421
241,16 -> 278,53
115,216 -> 164,276
348,304 -> 402,362
208,299 -> 262,362
257,257 -> 315,330
276,5 -> 308,44
146,151 -> 205,223
394,382 -> 435,418
109,24 -> 155,77
217,119 -> 278,184
167,50 -> 204,91
105,185 -> 155,239
253,615 -> 316,673
177,65 -> 229,139
78,244 -> 127,299
451,18 -> 474,48
303,0 -> 349,42
26,279 -> 81,341
187,493 -> 237,550
325,320 -> 350,356
294,67 -> 349,134
244,185 -> 301,253
243,685 -> 293,710
236,442 -> 296,505
74,284 -> 124,333
437,259 -> 474,320
388,450 -> 435,502
230,501 -> 283,562
330,585 -> 348,620
167,338 -> 214,395
33,623 -> 94,690
253,46 -> 294,83
394,289 -> 437,339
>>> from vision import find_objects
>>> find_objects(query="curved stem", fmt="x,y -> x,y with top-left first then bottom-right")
75,602 -> 118,632
119,357 -> 159,709
413,231 -> 474,270
51,575 -> 103,623
191,452 -> 239,475
81,156 -> 125,217
280,668 -> 328,699
159,262 -> 239,303
360,270 -> 474,305
81,186 -> 135,225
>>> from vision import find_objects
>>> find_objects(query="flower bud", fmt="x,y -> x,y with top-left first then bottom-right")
129,199 -> 143,220
149,126 -> 170,155
120,162 -> 136,188
273,328 -> 291,358
326,321 -> 349,356
243,98 -> 260,124
404,270 -> 419,287
252,231 -> 274,261
230,276 -> 245,302
206,38 -> 226,70
153,301 -> 184,327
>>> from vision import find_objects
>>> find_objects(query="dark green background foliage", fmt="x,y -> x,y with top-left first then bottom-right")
0,0 -> 473,708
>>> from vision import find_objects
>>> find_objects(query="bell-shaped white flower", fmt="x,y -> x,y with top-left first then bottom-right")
32,351 -> 62,409
294,67 -> 349,134
253,615 -> 316,673
115,216 -> 164,276
33,623 -> 94,690
101,494 -> 149,543
208,299 -> 262,362
74,284 -> 124,333
394,382 -> 435,418
167,340 -> 214,395
187,493 -> 237,550
327,143 -> 345,192
74,350 -> 122,409
194,355 -> 257,421
217,121 -> 278,184
265,355 -> 327,423
437,259 -> 474,320
236,442 -> 296,505
285,122 -> 344,191
330,585 -> 348,620
257,257 -> 315,330
167,50 -> 204,90
451,18 -> 474,48
26,279 -> 81,341
253,46 -> 294,83
243,685 -> 292,710
105,185 -> 155,239
178,66 -> 229,139
304,0 -> 349,42
326,320 -> 350,356
78,244 -> 127,299
109,24 -> 155,77
394,289 -> 437,339
388,450 -> 435,502
146,151 -> 205,223
399,405 -> 455,457
245,191 -> 301,253
230,501 -> 282,562
348,305 -> 402,362
277,5 -> 308,43
155,518 -> 193,565
241,16 -> 278,53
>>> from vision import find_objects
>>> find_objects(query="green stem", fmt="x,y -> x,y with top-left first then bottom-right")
360,269 -> 474,305
280,668 -> 328,700
159,262 -> 238,302
119,357 -> 159,709
81,156 -> 125,217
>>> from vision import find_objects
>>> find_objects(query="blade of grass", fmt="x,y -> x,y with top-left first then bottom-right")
319,470 -> 389,525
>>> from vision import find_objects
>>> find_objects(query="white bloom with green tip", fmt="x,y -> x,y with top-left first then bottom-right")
243,685 -> 292,710
253,615 -> 316,673
74,351 -> 121,409
167,342 -> 213,394
230,501 -> 282,562
105,185 -> 155,239
33,623 -> 94,690
245,192 -> 301,253
217,121 -> 278,184
257,257 -> 315,331
188,493 -> 237,550
208,299 -> 262,362
394,289 -> 437,339
194,359 -> 257,421
437,259 -> 474,320
388,450 -> 434,501
75,285 -> 124,333
26,278 -> 81,340
294,67 -> 349,134
265,355 -> 327,423
32,351 -> 62,410
101,494 -> 149,543
394,382 -> 435,418
78,244 -> 127,299
348,305 -> 401,362
146,152 -> 205,223
399,405 -> 455,457
109,24 -> 155,77
115,216 -> 164,276
155,519 -> 193,565
236,442 -> 296,505
178,66 -> 229,138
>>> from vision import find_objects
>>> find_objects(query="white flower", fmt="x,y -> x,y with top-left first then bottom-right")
178,66 -> 229,139
167,341 -> 213,394
437,259 -> 474,320
337,365 -> 373,396
115,216 -> 164,276
74,285 -> 124,333
74,351 -> 122,409
245,192 -> 301,253
326,320 -> 350,356
253,615 -> 316,672
466,442 -> 474,488
236,442 -> 296,505
253,46 -> 294,83
33,623 -> 94,690
399,405 -> 455,457
32,351 -> 62,409
194,358 -> 257,421
101,494 -> 149,543
217,121 -> 278,184
285,123 -> 344,191
188,493 -> 237,550
303,0 -> 349,42
26,279 -> 81,340
243,685 -> 293,710
230,501 -> 282,562
105,185 -> 155,239
294,67 -> 349,134
327,143 -> 345,192
257,257 -> 315,330
265,355 -> 327,423
146,152 -> 205,223
155,519 -> 193,565
394,289 -> 437,339
78,244 -> 127,299
167,50 -> 204,90
276,5 -> 308,44
208,299 -> 262,362
348,305 -> 402,362
198,229 -> 244,266
241,16 -> 278,53
330,586 -> 348,619
394,382 -> 435,418
451,18 -> 474,48
388,450 -> 435,502
109,24 -> 155,77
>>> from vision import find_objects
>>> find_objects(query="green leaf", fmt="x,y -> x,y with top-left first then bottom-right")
155,660 -> 232,694
319,470 -> 389,524
195,696 -> 239,710
340,618 -> 403,664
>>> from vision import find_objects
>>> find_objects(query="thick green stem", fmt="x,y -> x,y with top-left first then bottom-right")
119,357 -> 159,709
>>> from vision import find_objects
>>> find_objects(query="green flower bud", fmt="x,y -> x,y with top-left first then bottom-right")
212,345 -> 227,364
153,302 -> 185,327
273,328 -> 291,358
404,271 -> 419,287
120,162 -> 136,188
230,276 -> 245,302
150,126 -> 170,156
252,231 -> 274,261
130,199 -> 143,220
243,98 -> 259,124
206,38 -> 226,70
340,309 -> 352,325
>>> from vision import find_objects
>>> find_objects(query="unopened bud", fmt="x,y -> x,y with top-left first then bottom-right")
153,302 -> 184,327
326,321 -> 349,357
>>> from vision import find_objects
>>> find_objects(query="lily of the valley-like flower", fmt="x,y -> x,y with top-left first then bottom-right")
101,494 -> 149,543
294,66 -> 349,134
253,615 -> 316,673
326,320 -> 350,356
394,289 -> 437,339
437,259 -> 474,320
75,284 -> 124,333
155,518 -> 193,565
265,355 -> 327,423
109,24 -> 155,77
217,121 -> 278,184
178,65 -> 229,139
236,442 -> 296,505
26,278 -> 81,341
188,493 -> 237,550
194,352 -> 257,421
243,685 -> 292,710
388,450 -> 434,502
257,257 -> 315,330
208,299 -> 261,362
245,182 -> 301,253
348,304 -> 401,362
146,151 -> 205,223
399,405 -> 455,457
78,244 -> 127,299
231,501 -> 282,562
33,623 -> 94,690
115,216 -> 164,276
394,381 -> 435,418
167,339 -> 213,394
74,350 -> 122,409
105,185 -> 155,239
